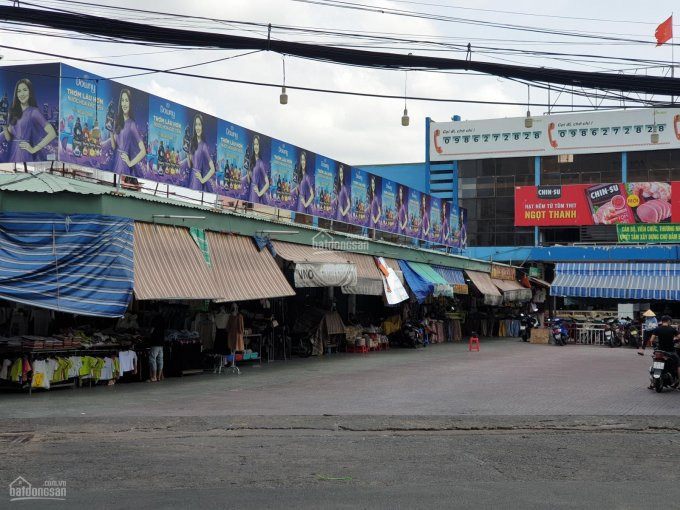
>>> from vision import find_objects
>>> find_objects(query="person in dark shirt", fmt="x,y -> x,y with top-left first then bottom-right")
148,313 -> 165,382
641,315 -> 680,383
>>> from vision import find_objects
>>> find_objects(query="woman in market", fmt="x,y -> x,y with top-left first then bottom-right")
148,313 -> 166,382
2,78 -> 56,162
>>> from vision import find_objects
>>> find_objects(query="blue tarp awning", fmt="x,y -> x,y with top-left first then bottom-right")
0,213 -> 134,317
551,262 -> 680,301
398,260 -> 433,303
433,266 -> 466,285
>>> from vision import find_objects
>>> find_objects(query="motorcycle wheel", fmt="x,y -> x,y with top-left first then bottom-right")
655,377 -> 663,393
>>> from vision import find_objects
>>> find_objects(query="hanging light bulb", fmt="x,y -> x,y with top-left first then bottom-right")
401,66 -> 409,127
524,84 -> 533,128
401,108 -> 409,126
651,110 -> 659,144
280,56 -> 288,105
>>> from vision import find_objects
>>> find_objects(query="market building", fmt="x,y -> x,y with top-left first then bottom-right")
0,62 -> 540,393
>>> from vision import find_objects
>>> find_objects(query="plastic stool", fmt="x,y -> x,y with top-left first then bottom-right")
469,335 -> 480,352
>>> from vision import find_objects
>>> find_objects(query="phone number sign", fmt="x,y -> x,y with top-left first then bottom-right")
429,108 -> 680,162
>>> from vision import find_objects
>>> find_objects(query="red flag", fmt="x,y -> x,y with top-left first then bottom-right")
655,15 -> 673,46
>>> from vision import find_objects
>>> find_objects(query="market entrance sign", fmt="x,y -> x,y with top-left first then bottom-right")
617,223 -> 680,243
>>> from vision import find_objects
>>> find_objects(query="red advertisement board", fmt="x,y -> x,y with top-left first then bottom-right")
515,182 -> 680,226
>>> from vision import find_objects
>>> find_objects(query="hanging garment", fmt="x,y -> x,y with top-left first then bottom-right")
227,314 -> 245,352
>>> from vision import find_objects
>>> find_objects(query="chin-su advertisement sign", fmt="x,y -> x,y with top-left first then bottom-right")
515,182 -> 680,227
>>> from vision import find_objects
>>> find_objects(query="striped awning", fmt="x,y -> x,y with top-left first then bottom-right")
551,262 -> 680,300
433,266 -> 469,294
273,241 -> 357,288
207,232 -> 295,302
134,222 -> 220,300
466,270 -> 503,306
408,262 -> 453,297
491,278 -> 532,303
0,213 -> 133,318
383,258 -> 405,285
339,252 -> 384,295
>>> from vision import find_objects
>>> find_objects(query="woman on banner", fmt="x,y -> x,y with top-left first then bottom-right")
334,164 -> 350,222
439,201 -> 450,244
2,78 -> 56,162
110,88 -> 146,177
368,175 -> 382,229
247,134 -> 269,204
187,113 -> 216,192
397,185 -> 408,235
457,208 -> 468,248
295,151 -> 314,214
419,194 -> 430,239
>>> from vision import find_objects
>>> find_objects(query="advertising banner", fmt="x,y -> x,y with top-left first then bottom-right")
333,163 -> 351,223
406,188 -> 421,238
617,224 -> 680,243
395,184 -> 409,235
243,131 -> 271,204
450,204 -> 467,249
59,65 -> 149,175
430,197 -> 442,243
293,262 -> 357,288
269,137 -> 297,209
429,108 -> 680,162
294,150 -> 315,215
350,167 -> 369,227
515,182 -> 680,227
216,121 -> 251,199
491,264 -> 516,281
439,199 -> 451,245
147,96 -> 217,192
380,178 -> 397,233
313,155 -> 336,219
0,63 -> 59,163
366,174 -> 382,229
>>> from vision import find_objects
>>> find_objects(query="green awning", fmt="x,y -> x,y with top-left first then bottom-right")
408,262 -> 453,298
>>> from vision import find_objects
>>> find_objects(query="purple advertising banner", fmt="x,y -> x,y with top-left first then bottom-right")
294,150 -> 315,215
0,63 -> 59,164
0,63 -> 460,247
313,155 -> 336,219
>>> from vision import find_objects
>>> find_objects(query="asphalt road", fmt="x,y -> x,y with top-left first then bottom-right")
2,339 -> 680,509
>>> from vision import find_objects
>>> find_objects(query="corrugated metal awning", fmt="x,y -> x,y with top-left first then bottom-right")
134,222 -> 220,300
466,270 -> 503,306
340,252 -> 383,295
208,232 -> 295,301
273,241 -> 351,263
491,278 -> 532,303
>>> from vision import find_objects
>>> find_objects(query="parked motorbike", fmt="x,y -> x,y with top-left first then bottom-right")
649,349 -> 679,393
388,321 -> 424,349
518,314 -> 539,342
549,318 -> 568,346
604,320 -> 621,348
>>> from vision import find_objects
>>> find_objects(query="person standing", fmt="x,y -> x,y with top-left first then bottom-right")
641,310 -> 658,349
148,313 -> 165,382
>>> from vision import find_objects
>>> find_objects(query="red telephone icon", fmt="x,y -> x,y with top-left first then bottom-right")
548,122 -> 559,148
674,114 -> 680,141
433,129 -> 443,154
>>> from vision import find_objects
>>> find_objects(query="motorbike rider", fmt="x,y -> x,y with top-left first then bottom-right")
639,315 -> 680,386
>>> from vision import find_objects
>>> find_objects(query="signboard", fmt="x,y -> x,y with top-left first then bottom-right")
617,223 -> 680,243
515,182 -> 680,227
429,108 -> 680,162
491,264 -> 516,281
453,284 -> 469,295
0,63 -> 59,163
1,62 -> 460,247
293,262 -> 357,288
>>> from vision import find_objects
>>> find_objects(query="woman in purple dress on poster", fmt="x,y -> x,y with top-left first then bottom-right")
368,175 -> 381,229
397,186 -> 408,235
247,134 -> 269,204
419,194 -> 430,239
110,89 -> 146,177
457,208 -> 467,249
187,113 -> 215,192
334,164 -> 350,222
2,78 -> 56,162
439,201 -> 450,244
295,151 -> 314,214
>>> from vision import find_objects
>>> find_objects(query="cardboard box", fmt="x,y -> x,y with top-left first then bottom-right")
530,328 -> 550,344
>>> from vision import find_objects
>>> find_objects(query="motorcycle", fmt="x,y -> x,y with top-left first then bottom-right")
519,314 -> 539,342
649,349 -> 679,393
604,320 -> 621,348
388,321 -> 424,349
549,318 -> 568,346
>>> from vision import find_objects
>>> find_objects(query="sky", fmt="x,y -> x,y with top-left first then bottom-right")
0,0 -> 677,165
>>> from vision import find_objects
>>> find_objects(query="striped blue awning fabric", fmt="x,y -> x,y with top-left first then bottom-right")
551,262 -> 680,301
0,213 -> 134,317
432,266 -> 466,285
